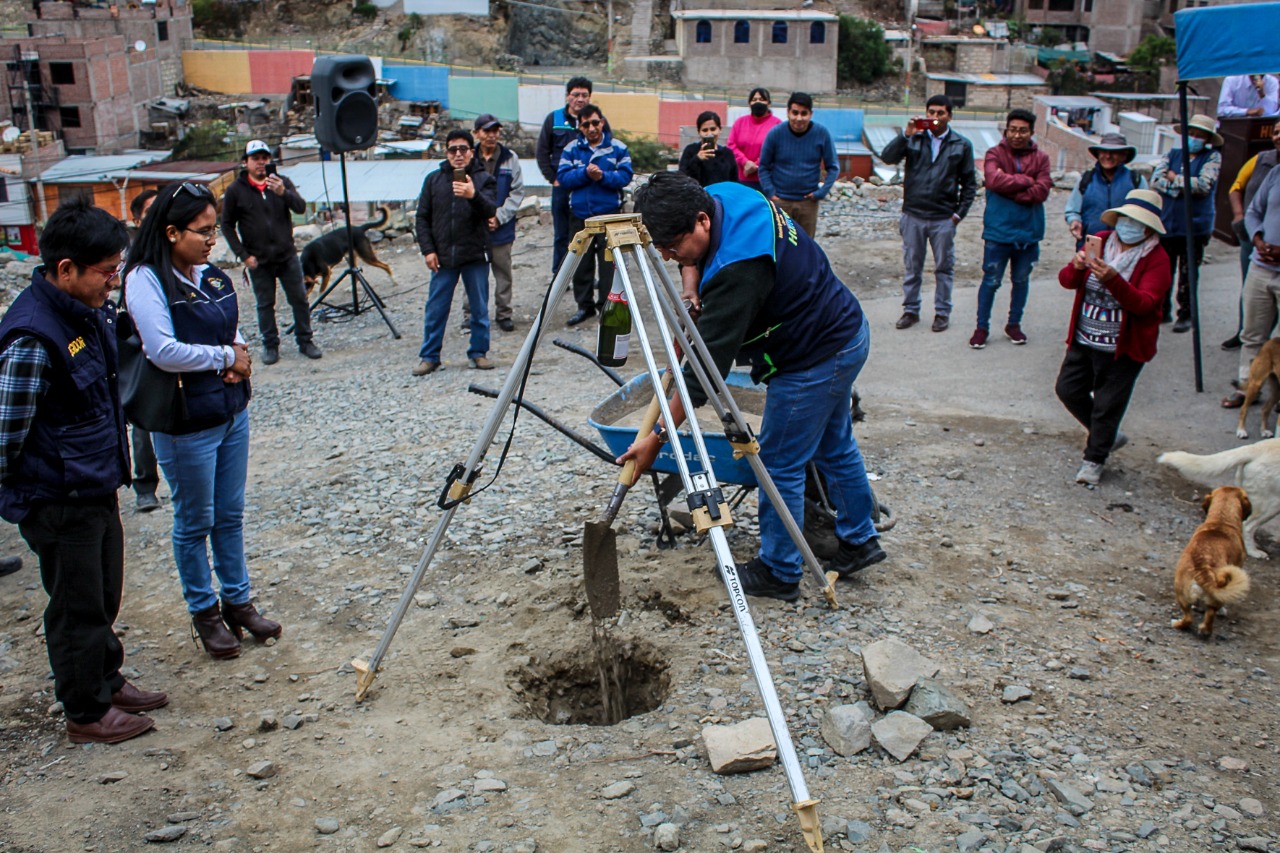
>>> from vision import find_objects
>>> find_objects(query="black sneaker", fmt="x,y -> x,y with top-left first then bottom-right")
262,346 -> 280,365
825,537 -> 887,579
299,341 -> 323,360
135,493 -> 160,513
734,557 -> 800,602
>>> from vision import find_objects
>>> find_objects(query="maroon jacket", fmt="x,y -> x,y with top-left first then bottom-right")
983,137 -> 1052,205
1058,231 -> 1172,364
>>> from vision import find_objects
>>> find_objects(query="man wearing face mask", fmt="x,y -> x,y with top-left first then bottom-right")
1149,114 -> 1222,333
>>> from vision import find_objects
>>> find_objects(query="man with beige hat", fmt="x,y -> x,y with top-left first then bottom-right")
1150,113 -> 1222,333
1064,133 -> 1147,249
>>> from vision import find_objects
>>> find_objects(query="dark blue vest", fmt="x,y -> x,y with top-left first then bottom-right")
1080,165 -> 1140,236
158,264 -> 250,433
704,183 -> 863,382
0,270 -> 130,522
1160,148 -> 1216,238
484,143 -> 517,246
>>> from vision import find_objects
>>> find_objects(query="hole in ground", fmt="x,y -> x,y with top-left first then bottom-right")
514,633 -> 670,726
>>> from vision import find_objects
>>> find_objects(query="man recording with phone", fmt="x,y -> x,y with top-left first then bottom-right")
221,140 -> 321,365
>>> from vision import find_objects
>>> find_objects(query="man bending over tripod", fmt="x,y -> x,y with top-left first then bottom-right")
620,173 -> 886,601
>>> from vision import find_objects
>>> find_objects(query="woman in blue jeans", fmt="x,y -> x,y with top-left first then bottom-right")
123,182 -> 282,659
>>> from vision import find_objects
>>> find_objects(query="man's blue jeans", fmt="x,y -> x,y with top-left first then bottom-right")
756,323 -> 877,582
551,185 -> 572,274
152,408 -> 252,614
419,262 -> 490,363
976,240 -> 1039,331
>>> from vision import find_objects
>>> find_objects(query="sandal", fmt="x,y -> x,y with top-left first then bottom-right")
1222,392 -> 1246,409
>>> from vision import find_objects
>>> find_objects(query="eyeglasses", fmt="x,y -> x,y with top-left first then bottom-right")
581,119 -> 603,128
445,145 -> 471,155
176,181 -> 213,200
1006,127 -> 1033,136
84,261 -> 123,282
183,226 -> 219,241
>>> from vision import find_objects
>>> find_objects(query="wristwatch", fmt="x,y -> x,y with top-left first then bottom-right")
652,423 -> 669,444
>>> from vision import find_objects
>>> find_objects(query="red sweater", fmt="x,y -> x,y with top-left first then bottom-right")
1058,231 -> 1172,364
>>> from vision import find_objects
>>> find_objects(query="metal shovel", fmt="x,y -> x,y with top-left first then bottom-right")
583,372 -> 673,620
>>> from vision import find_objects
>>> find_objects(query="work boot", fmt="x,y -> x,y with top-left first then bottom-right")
222,600 -> 283,642
111,681 -> 169,713
262,346 -> 280,365
191,603 -> 241,659
735,557 -> 801,602
825,537 -> 887,579
895,312 -> 919,330
299,341 -> 323,360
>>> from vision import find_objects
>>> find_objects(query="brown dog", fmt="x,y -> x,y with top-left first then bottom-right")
1171,485 -> 1253,637
1235,338 -> 1280,440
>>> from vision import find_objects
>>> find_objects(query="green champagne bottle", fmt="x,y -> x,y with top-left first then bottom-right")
596,277 -> 631,367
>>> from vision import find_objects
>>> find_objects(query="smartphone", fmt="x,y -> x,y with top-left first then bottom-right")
264,162 -> 277,177
701,137 -> 716,151
453,168 -> 467,183
1085,235 -> 1103,262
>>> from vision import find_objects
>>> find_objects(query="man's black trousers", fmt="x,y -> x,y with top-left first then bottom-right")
248,255 -> 312,349
19,495 -> 125,724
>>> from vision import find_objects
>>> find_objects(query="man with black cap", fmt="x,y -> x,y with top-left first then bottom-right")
474,114 -> 525,332
221,140 -> 321,364
1064,133 -> 1147,249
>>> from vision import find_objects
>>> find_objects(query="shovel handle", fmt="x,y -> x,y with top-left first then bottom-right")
619,371 -> 674,486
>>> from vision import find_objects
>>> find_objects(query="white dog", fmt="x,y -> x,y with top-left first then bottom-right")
1159,438 -> 1280,559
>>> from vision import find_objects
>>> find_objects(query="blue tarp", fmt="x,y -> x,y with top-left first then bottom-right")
812,108 -> 864,148
1175,2 -> 1280,81
383,65 -> 450,104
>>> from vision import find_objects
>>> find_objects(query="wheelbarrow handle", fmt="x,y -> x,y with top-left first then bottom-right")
466,384 -> 618,465
552,338 -> 626,387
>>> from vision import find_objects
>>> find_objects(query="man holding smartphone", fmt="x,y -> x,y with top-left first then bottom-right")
221,140 -> 320,365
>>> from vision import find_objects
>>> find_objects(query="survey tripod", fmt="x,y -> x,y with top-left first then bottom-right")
353,213 -> 837,852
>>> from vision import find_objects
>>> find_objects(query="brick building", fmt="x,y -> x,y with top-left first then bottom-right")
3,0 -> 191,154
1014,0 -> 1152,55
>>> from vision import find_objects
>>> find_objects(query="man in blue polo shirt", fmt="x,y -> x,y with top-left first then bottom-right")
619,173 -> 885,601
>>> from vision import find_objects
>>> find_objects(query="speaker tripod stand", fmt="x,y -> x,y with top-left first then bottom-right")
303,153 -> 401,338
352,214 -> 836,852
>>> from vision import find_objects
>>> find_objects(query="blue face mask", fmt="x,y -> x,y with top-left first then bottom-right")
1187,137 -> 1206,154
1114,217 -> 1148,245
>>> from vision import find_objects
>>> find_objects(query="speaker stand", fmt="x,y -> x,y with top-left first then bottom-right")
305,153 -> 401,339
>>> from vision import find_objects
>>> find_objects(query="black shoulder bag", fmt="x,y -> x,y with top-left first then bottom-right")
117,281 -> 188,433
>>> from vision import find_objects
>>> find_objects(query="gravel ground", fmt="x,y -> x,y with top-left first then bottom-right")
1,186 -> 1278,853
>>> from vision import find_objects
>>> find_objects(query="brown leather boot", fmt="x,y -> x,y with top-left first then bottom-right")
221,600 -> 282,642
191,603 -> 241,659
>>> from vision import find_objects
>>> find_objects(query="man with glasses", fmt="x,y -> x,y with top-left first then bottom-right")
0,199 -> 168,744
556,104 -> 633,326
969,108 -> 1051,349
220,140 -> 321,365
536,76 -> 607,276
413,129 -> 498,375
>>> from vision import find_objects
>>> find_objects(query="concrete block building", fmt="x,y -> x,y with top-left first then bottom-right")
671,9 -> 839,94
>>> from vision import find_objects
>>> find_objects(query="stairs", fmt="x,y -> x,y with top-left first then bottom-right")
628,0 -> 654,56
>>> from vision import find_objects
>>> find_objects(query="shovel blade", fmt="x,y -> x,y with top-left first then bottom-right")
583,521 -> 621,619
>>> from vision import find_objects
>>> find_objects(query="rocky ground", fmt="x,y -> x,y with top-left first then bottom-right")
1,188 -> 1278,853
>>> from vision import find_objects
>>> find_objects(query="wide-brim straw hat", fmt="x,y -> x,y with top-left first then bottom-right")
1101,188 -> 1166,235
1087,132 -> 1137,163
1173,113 -> 1225,148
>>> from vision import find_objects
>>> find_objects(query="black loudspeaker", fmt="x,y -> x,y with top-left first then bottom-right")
312,55 -> 378,153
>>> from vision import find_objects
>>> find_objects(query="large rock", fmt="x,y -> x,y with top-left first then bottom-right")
819,704 -> 872,756
702,718 -> 777,774
861,638 -> 940,709
903,678 -> 972,730
871,711 -> 933,762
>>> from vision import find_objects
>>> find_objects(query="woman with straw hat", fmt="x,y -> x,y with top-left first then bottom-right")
1149,113 -> 1223,334
1054,189 -> 1172,487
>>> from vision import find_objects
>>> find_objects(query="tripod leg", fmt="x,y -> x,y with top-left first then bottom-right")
353,269 -> 401,339
353,242 -> 591,701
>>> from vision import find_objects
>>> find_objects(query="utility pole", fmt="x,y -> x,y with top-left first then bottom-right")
21,67 -> 48,223
606,0 -> 614,77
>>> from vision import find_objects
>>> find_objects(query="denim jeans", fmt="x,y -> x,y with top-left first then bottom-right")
551,185 -> 572,274
756,322 -> 877,581
152,408 -> 252,614
419,262 -> 490,363
976,240 -> 1039,330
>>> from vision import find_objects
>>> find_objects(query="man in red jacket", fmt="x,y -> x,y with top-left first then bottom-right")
970,109 -> 1052,349
1054,189 -> 1172,487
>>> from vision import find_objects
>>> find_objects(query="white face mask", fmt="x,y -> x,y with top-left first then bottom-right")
1114,217 -> 1149,244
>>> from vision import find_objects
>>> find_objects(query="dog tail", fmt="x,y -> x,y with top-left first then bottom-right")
359,206 -> 390,232
1210,564 -> 1251,605
1158,443 -> 1277,484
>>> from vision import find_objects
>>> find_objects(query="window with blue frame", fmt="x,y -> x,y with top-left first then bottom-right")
734,20 -> 751,43
772,21 -> 788,43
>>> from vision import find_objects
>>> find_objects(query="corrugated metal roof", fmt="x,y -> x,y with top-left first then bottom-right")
39,151 -> 171,183
924,72 -> 1045,86
281,159 -> 551,204
1036,95 -> 1109,109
